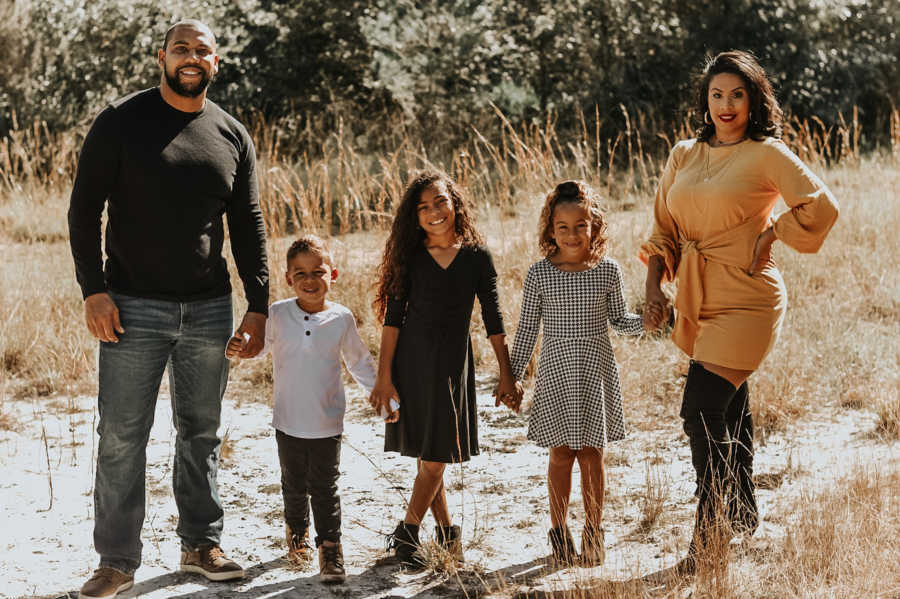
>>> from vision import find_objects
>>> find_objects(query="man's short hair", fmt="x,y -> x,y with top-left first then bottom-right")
286,234 -> 334,267
162,19 -> 216,50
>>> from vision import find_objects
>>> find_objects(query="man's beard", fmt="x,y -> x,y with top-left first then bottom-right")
165,66 -> 212,98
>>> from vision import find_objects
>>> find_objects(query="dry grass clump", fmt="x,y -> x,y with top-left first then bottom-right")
218,426 -> 236,466
0,409 -> 15,431
875,385 -> 900,439
636,460 -> 670,534
759,468 -> 900,598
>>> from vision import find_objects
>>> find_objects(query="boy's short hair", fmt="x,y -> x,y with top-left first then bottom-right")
286,234 -> 334,267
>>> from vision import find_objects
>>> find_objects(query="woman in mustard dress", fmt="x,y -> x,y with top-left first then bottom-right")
641,51 -> 838,571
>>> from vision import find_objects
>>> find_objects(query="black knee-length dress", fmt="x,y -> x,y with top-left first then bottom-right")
384,244 -> 505,463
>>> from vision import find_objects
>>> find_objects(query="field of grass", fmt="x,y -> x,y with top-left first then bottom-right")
0,108 -> 898,597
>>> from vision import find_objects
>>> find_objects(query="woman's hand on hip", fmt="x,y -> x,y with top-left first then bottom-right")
750,227 -> 777,275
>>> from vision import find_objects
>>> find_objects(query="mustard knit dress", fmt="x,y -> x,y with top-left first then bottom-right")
640,137 -> 839,370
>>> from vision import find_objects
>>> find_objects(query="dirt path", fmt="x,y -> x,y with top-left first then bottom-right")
1,378 -> 896,599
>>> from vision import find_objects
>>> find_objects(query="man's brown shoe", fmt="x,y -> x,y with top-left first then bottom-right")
180,545 -> 244,581
79,567 -> 134,599
318,542 -> 346,584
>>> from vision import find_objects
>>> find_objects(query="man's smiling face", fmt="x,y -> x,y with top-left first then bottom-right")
158,25 -> 218,98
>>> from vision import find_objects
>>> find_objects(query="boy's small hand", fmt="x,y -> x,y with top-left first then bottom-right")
379,398 -> 400,420
225,332 -> 249,359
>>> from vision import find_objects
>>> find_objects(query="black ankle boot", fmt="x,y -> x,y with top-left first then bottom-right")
548,526 -> 577,565
435,524 -> 463,562
387,522 -> 426,569
580,525 -> 605,566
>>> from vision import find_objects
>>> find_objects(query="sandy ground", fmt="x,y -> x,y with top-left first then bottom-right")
1,373 -> 897,599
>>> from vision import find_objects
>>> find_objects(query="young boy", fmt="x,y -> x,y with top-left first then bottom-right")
226,234 -> 376,584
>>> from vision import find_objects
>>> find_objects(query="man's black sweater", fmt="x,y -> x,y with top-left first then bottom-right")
68,88 -> 269,314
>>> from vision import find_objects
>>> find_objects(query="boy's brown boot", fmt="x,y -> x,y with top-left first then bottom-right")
78,567 -> 133,599
318,542 -> 346,584
286,524 -> 314,565
180,545 -> 244,581
580,526 -> 606,566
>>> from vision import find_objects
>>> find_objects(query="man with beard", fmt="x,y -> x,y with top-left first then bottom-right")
68,20 -> 268,599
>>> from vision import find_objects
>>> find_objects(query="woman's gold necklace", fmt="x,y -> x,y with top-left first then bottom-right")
703,136 -> 746,182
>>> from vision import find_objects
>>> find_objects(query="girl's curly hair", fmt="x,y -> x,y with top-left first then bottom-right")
373,170 -> 483,323
694,50 -> 783,142
538,180 -> 608,264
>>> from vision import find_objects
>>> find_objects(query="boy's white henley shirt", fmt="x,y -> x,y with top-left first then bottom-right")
261,298 -> 376,438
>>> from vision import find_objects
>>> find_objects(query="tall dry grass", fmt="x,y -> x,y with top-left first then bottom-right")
753,467 -> 900,598
1,106 -> 898,424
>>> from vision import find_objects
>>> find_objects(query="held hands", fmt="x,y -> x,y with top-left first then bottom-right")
493,375 -> 524,413
225,312 -> 267,359
225,332 -> 250,358
642,301 -> 666,332
749,227 -> 777,275
368,378 -> 400,423
643,284 -> 670,332
84,292 -> 125,342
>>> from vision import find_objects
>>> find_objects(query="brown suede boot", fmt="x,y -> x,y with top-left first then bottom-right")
180,545 -> 244,581
318,541 -> 346,583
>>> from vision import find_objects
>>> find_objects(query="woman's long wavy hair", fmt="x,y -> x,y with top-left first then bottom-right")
694,50 -> 783,142
373,170 -> 483,323
538,180 -> 608,264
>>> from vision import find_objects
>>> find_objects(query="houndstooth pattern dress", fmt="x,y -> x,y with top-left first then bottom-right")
510,257 -> 643,449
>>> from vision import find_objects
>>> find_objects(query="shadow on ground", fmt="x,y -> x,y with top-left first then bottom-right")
51,555 -> 567,599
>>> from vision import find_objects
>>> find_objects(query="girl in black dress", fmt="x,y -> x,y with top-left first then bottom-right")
369,170 -> 521,568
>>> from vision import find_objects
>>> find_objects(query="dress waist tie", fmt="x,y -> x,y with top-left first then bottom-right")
674,218 -> 766,330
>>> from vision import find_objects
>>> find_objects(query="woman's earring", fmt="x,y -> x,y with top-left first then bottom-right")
704,111 -> 712,125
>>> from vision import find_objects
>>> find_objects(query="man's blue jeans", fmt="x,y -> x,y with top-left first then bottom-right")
94,292 -> 232,574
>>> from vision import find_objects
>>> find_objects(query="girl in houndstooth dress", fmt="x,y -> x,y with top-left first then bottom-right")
510,180 -> 655,566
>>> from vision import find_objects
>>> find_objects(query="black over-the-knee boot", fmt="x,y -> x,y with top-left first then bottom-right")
725,382 -> 758,535
680,362 -> 740,552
